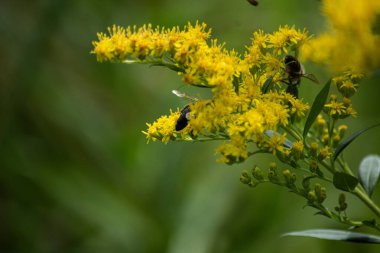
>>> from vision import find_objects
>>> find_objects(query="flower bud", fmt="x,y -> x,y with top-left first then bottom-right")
314,183 -> 327,203
307,191 -> 317,203
240,170 -> 251,184
251,165 -> 264,181
338,125 -> 348,138
269,162 -> 277,170
283,169 -> 296,186
315,115 -> 326,134
309,160 -> 319,173
330,94 -> 338,101
309,143 -> 318,157
332,135 -> 341,147
322,134 -> 330,145
268,164 -> 278,183
318,146 -> 331,161
291,141 -> 304,160
338,193 -> 348,211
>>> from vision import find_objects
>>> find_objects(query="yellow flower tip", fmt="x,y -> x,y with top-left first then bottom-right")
266,133 -> 287,155
338,124 -> 348,132
292,140 -> 304,153
316,114 -> 326,127
318,146 -> 331,161
216,137 -> 249,165
145,111 -> 180,144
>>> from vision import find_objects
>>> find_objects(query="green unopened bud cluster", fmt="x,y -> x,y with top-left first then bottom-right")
240,170 -> 251,185
283,169 -> 296,188
335,193 -> 348,212
252,165 -> 264,181
309,143 -> 319,157
307,183 -> 327,204
268,163 -> 279,183
240,165 -> 265,187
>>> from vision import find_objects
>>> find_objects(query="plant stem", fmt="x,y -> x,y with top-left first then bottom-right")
281,125 -> 302,141
353,187 -> 380,219
336,157 -> 380,218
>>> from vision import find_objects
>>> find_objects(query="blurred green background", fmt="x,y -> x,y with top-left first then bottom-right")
1,0 -> 380,252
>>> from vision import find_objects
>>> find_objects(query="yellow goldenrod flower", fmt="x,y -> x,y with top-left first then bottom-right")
268,25 -> 309,55
216,135 -> 249,164
318,146 -> 331,161
324,100 -> 346,117
92,23 -> 324,164
145,111 -> 179,144
338,124 -> 348,138
288,97 -> 310,119
301,0 -> 380,72
292,140 -> 304,153
291,140 -> 304,160
265,133 -> 287,155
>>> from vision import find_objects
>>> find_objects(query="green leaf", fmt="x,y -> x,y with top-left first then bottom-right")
233,76 -> 240,94
261,75 -> 273,94
333,123 -> 380,161
303,79 -> 331,139
333,172 -> 359,192
282,229 -> 380,244
359,155 -> 380,196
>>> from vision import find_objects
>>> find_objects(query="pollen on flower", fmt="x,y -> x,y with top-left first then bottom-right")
216,136 -> 249,164
324,99 -> 346,117
265,133 -> 287,155
267,25 -> 310,55
145,111 -> 179,144
292,140 -> 304,153
289,98 -> 310,119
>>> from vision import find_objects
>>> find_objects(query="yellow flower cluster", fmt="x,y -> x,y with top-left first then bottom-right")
322,71 -> 361,119
301,0 -> 380,72
144,110 -> 180,144
92,22 -> 210,63
92,22 -> 311,164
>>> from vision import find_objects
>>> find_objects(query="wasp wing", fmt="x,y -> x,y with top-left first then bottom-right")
172,90 -> 198,102
303,73 -> 319,84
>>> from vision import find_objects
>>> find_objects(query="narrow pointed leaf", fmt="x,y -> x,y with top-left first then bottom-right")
333,123 -> 380,161
333,172 -> 358,192
303,79 -> 331,138
359,155 -> 380,196
233,76 -> 240,94
262,75 -> 273,94
282,229 -> 380,244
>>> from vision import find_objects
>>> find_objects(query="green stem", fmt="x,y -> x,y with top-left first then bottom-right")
337,157 -> 354,175
336,157 -> 380,219
319,159 -> 335,174
353,187 -> 380,219
177,137 -> 227,142
281,125 -> 302,141
328,118 -> 336,171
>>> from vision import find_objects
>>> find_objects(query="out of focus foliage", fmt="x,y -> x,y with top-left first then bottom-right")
1,1 -> 380,252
